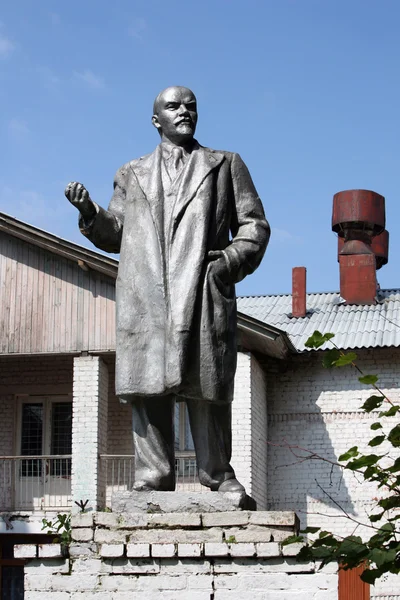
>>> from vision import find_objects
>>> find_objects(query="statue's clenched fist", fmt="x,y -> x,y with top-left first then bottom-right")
65,181 -> 96,222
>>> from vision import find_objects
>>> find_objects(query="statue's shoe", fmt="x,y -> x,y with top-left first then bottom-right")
217,478 -> 246,494
132,480 -> 175,492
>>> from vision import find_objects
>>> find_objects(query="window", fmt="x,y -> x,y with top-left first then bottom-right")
174,401 -> 197,481
16,396 -> 72,510
18,397 -> 72,477
0,542 -> 24,600
174,401 -> 194,452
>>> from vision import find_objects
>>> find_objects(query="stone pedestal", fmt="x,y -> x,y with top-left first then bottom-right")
21,511 -> 339,599
111,490 -> 257,513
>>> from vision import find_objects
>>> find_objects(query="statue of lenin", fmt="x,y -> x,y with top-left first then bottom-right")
65,86 -> 270,495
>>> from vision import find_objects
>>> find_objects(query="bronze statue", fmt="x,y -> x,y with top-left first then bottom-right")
65,86 -> 270,494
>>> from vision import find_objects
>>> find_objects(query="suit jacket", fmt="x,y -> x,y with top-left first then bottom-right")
80,142 -> 270,403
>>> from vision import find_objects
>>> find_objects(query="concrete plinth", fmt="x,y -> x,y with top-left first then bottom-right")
111,490 -> 257,513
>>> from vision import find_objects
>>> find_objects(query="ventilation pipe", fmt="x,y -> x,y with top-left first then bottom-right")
332,189 -> 385,304
292,267 -> 307,317
338,229 -> 389,270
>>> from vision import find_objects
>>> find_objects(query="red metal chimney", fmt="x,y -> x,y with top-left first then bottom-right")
332,189 -> 385,304
292,267 -> 307,317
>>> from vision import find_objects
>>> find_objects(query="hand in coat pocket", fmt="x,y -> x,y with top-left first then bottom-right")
207,250 -> 231,285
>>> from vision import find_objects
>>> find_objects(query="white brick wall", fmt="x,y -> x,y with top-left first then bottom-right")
265,346 -> 400,598
72,355 -> 109,511
232,352 -> 267,508
251,355 -> 267,508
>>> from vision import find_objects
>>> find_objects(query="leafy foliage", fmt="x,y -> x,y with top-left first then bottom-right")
285,331 -> 400,585
42,513 -> 71,548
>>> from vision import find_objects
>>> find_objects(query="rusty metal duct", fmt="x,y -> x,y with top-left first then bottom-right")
337,229 -> 389,270
332,189 -> 385,305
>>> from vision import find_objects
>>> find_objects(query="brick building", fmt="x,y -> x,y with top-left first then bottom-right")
0,210 -> 399,598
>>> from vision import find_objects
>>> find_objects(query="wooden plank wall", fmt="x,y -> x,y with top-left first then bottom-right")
0,232 -> 116,354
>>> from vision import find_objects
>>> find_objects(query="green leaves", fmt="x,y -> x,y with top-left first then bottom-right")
361,569 -> 381,585
379,405 -> 400,417
300,526 -> 321,534
369,512 -> 384,523
370,422 -> 382,430
387,424 -> 400,447
346,454 -> 382,471
322,349 -> 358,368
378,495 -> 400,510
305,331 -> 335,349
41,513 -> 71,547
359,374 -> 379,385
362,395 -> 384,412
368,435 -> 386,447
339,446 -> 359,461
322,349 -> 340,368
334,352 -> 358,366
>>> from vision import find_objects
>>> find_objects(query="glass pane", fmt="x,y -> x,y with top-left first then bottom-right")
184,405 -> 194,451
20,403 -> 43,477
174,402 -> 180,450
2,566 -> 24,600
51,403 -> 72,476
51,403 -> 72,455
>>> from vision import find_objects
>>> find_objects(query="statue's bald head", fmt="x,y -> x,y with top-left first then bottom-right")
153,86 -> 196,114
152,86 -> 198,145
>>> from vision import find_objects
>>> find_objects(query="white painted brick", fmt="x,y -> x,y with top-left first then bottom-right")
110,558 -> 160,574
14,544 -> 36,558
151,543 -> 176,557
94,528 -> 129,543
202,511 -> 249,527
177,543 -> 202,557
38,544 -> 63,558
148,512 -> 201,527
281,542 -> 305,556
71,513 -> 94,528
255,542 -> 280,557
25,593 -> 70,600
24,559 -> 69,574
126,543 -> 150,557
72,527 -> 94,542
159,559 -> 211,575
187,574 -> 214,589
229,542 -> 255,557
100,543 -> 124,557
204,542 -> 229,556
71,558 -> 108,574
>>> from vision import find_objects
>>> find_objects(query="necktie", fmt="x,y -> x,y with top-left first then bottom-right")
171,146 -> 183,176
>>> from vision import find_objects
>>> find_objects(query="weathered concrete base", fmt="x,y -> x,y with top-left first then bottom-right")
112,490 -> 256,513
19,512 -> 339,599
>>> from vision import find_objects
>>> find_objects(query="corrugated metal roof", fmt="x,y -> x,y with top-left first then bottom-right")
237,290 -> 400,352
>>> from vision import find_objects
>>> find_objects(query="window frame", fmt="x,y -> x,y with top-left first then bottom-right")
16,395 -> 72,458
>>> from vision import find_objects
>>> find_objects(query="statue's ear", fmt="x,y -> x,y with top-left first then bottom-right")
152,115 -> 161,131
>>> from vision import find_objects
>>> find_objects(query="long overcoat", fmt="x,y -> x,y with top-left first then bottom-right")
80,143 -> 270,403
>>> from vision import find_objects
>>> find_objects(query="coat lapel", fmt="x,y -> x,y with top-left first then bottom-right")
129,144 -> 225,245
171,147 -> 224,234
130,146 -> 164,243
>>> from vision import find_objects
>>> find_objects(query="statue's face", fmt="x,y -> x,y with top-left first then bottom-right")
152,87 -> 197,145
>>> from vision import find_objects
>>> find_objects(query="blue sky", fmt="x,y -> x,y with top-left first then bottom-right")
1,0 -> 400,296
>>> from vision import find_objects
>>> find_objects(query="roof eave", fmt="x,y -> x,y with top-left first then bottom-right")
0,212 -> 119,279
237,312 -> 297,359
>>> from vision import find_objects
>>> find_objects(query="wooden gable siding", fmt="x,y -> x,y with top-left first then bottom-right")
0,231 -> 116,354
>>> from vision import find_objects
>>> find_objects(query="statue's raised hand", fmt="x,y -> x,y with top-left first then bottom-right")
65,181 -> 96,222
